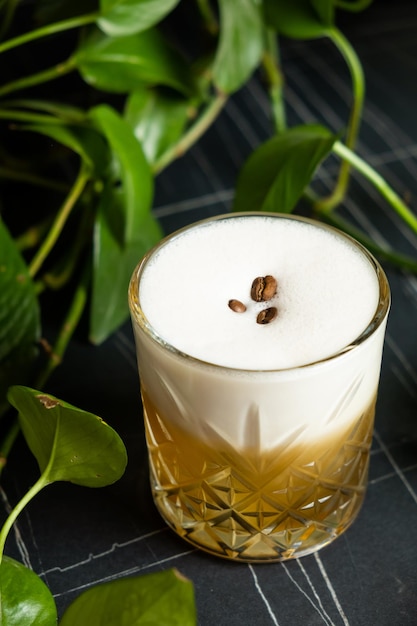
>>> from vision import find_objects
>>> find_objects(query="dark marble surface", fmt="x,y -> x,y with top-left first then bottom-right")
3,2 -> 417,624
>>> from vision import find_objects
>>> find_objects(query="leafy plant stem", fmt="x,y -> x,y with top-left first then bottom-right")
0,166 -> 69,193
42,205 -> 93,289
152,91 -> 227,174
306,188 -> 417,271
0,108 -> 73,124
0,473 -> 48,565
0,0 -> 19,41
35,261 -> 91,389
335,0 -> 373,11
29,164 -> 91,278
331,140 -> 417,235
0,12 -> 98,55
262,30 -> 286,133
0,56 -> 77,98
0,418 -> 20,478
323,211 -> 417,272
315,27 -> 365,214
329,28 -> 364,153
0,98 -> 88,123
196,0 -> 218,34
16,216 -> 56,252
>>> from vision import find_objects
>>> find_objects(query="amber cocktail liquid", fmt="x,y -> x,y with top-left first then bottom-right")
129,213 -> 390,562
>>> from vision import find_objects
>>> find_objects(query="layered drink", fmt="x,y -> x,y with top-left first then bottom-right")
129,213 -> 390,561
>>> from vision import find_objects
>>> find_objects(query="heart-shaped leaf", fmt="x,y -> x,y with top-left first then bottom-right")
0,220 -> 40,416
0,556 -> 57,626
264,0 -> 332,39
98,0 -> 181,36
75,27 -> 196,96
90,184 -> 162,344
7,386 -> 127,487
60,568 -> 196,626
233,125 -> 336,213
124,88 -> 190,165
213,0 -> 264,94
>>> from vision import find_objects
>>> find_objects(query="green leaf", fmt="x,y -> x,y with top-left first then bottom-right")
90,104 -> 154,240
0,556 -> 57,626
98,0 -> 181,36
7,386 -> 127,487
75,27 -> 196,96
60,569 -> 197,626
22,124 -> 108,176
233,125 -> 336,213
263,0 -> 332,39
90,184 -> 162,344
0,220 -> 40,416
213,0 -> 264,94
124,88 -> 190,165
89,104 -> 162,343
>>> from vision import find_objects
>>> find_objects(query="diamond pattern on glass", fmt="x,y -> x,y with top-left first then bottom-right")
143,388 -> 375,561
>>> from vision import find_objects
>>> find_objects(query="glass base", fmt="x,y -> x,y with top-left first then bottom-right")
144,393 -> 374,562
151,475 -> 363,562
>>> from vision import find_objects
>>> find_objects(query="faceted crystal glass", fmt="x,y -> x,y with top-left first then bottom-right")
128,213 -> 390,562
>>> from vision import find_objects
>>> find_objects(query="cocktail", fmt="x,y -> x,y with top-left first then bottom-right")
128,212 -> 390,562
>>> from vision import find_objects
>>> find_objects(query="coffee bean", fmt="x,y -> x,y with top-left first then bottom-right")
228,299 -> 247,313
262,275 -> 278,300
256,307 -> 278,324
251,276 -> 265,302
251,275 -> 277,302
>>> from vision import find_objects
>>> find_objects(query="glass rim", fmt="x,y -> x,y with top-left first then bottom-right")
128,212 -> 391,374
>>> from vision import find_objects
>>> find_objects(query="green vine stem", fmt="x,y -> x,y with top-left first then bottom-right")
335,0 -> 373,11
196,0 -> 218,34
308,185 -> 417,271
323,211 -> 417,272
152,91 -> 227,174
0,98 -> 87,123
0,474 -> 48,565
0,419 -> 20,478
315,27 -> 365,214
330,28 -> 364,153
0,12 -> 98,55
262,29 -> 286,134
332,140 -> 417,235
0,56 -> 77,99
35,261 -> 91,390
0,0 -> 19,41
0,166 -> 69,194
0,108 -> 71,124
16,217 -> 54,252
29,163 -> 91,278
42,206 -> 94,290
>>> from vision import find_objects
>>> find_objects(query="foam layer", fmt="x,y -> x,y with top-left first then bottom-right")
139,215 -> 379,370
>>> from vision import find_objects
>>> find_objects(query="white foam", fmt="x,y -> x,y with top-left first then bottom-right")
139,215 -> 379,370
